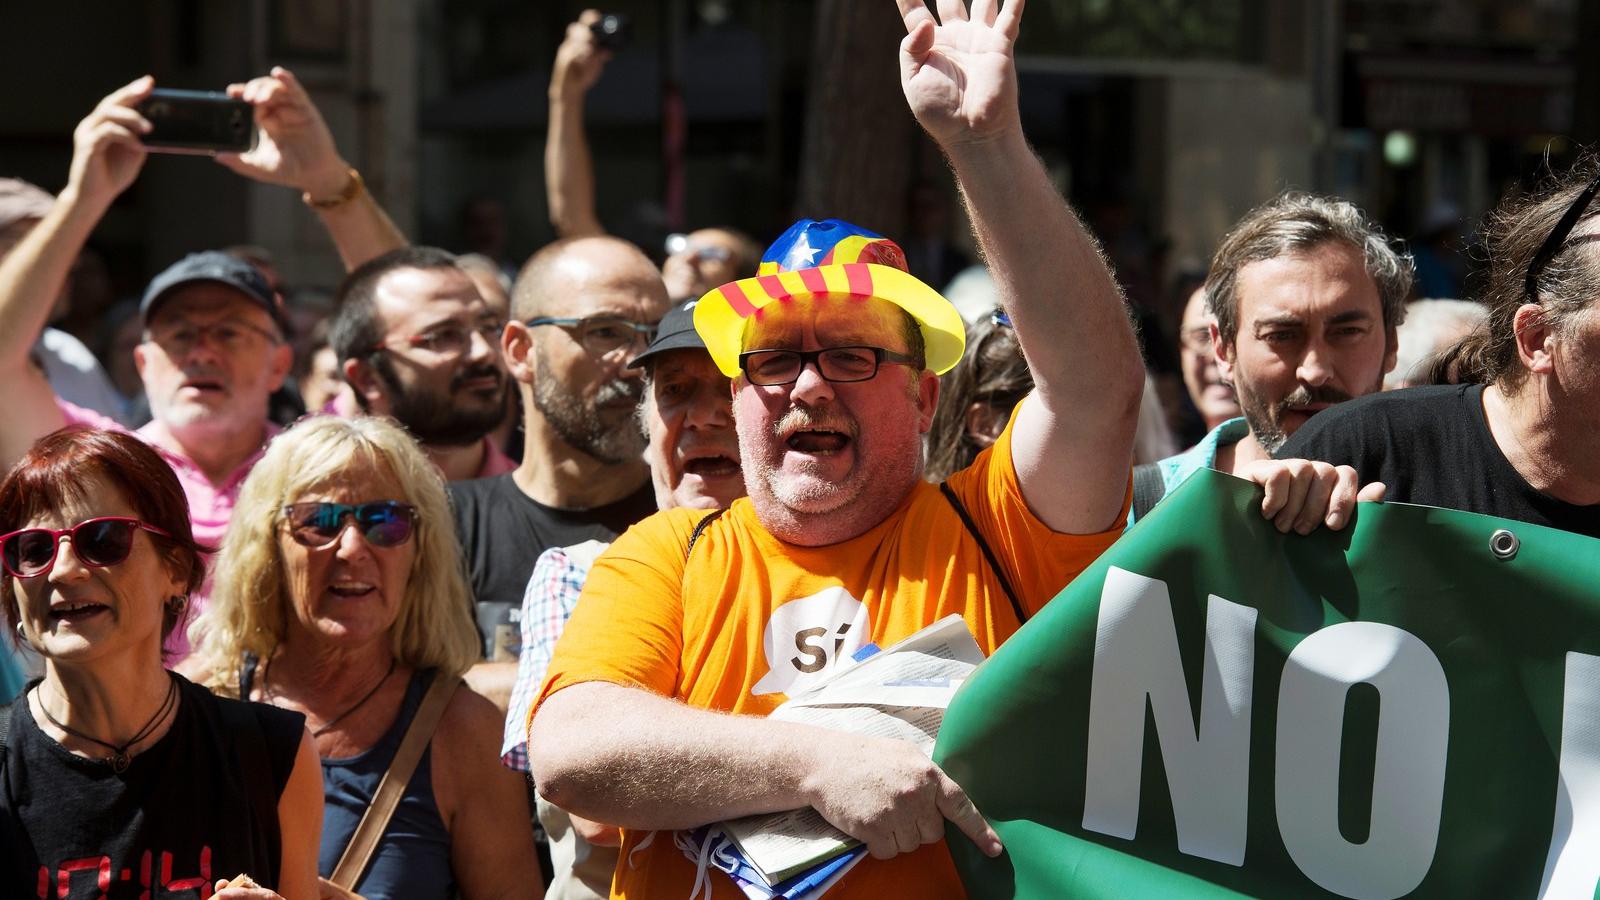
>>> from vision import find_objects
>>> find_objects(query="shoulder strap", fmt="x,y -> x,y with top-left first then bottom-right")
1131,462 -> 1166,522
0,700 -> 11,754
330,672 -> 462,891
938,482 -> 1028,627
685,508 -> 726,559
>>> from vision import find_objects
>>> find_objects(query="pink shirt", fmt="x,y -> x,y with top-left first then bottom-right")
58,399 -> 277,660
476,436 -> 517,479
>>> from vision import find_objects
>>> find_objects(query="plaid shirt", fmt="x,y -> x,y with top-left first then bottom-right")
501,540 -> 610,771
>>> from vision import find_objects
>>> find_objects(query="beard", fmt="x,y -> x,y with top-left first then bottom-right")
533,356 -> 645,465
1236,380 -> 1355,454
379,358 -> 507,447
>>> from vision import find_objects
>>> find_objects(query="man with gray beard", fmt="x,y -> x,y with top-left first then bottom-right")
450,235 -> 669,710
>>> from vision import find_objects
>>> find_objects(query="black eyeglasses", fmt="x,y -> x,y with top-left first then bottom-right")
281,501 -> 417,549
525,315 -> 657,355
1524,171 -> 1600,303
738,346 -> 921,386
0,517 -> 172,579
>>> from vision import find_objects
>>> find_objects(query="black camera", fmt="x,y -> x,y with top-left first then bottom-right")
590,13 -> 632,51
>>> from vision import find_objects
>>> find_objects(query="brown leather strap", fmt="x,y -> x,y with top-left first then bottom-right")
329,672 -> 462,890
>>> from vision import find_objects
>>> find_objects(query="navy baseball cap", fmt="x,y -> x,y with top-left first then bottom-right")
139,251 -> 283,330
628,298 -> 707,370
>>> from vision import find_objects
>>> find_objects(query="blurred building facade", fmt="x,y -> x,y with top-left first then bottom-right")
0,0 -> 1589,315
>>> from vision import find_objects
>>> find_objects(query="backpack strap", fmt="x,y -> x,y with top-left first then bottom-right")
938,482 -> 1028,627
685,508 -> 726,560
1131,462 -> 1166,522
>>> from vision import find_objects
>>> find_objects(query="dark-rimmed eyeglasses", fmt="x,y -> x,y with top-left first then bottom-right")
1524,171 -> 1600,303
0,517 -> 172,579
738,346 -> 921,386
367,321 -> 504,358
525,315 -> 656,355
281,501 -> 417,549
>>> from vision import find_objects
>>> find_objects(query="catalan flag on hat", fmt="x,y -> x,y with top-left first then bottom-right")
694,218 -> 966,377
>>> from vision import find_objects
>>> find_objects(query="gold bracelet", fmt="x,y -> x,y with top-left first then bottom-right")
302,167 -> 364,211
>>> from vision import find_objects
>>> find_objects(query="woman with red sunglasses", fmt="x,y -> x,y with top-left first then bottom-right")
186,415 -> 537,900
0,427 -> 321,898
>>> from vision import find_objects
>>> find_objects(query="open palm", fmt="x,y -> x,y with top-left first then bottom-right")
896,0 -> 1023,146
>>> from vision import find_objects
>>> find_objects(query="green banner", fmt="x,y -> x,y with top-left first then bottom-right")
934,469 -> 1600,900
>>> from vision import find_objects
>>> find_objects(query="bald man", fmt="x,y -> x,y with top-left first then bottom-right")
452,236 -> 672,708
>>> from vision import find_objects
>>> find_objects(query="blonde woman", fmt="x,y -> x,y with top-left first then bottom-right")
187,416 -> 537,900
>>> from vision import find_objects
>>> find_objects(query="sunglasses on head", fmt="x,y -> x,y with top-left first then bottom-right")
281,501 -> 417,549
0,517 -> 172,579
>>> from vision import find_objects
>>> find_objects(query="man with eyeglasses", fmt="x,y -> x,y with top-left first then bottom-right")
1279,165 -> 1600,538
329,246 -> 514,482
1128,193 -> 1406,524
448,235 -> 669,710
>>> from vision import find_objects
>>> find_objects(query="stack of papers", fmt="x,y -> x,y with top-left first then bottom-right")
682,615 -> 985,898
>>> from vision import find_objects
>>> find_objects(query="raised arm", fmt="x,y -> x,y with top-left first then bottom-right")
545,10 -> 610,239
897,0 -> 1143,534
219,67 -> 405,270
530,681 -> 1002,860
0,76 -> 152,467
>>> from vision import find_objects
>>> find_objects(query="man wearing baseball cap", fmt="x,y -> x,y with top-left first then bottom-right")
527,3 -> 1370,897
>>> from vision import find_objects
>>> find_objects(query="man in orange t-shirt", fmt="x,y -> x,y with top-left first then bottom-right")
528,2 -> 1370,897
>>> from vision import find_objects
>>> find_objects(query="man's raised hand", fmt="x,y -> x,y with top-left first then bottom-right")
66,76 -> 153,211
894,0 -> 1024,148
801,731 -> 1002,861
218,66 -> 350,201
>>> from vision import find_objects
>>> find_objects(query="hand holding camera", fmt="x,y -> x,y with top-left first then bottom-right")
552,9 -> 626,99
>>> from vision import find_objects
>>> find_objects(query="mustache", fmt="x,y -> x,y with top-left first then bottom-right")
451,364 -> 505,391
1277,384 -> 1352,411
595,377 -> 642,406
773,406 -> 858,440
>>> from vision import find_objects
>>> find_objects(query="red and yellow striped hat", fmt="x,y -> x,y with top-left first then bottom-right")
693,218 -> 966,378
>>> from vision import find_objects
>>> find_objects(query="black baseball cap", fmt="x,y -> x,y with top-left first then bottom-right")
628,297 -> 708,370
140,250 -> 284,331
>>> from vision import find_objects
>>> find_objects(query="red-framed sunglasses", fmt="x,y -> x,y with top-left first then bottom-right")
0,517 -> 172,579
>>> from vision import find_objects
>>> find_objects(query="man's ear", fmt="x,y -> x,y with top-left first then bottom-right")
342,358 -> 387,412
133,343 -> 148,379
503,322 -> 537,384
916,370 -> 939,432
1513,303 -> 1556,375
266,342 -> 293,392
1382,323 -> 1400,376
1211,322 -> 1237,382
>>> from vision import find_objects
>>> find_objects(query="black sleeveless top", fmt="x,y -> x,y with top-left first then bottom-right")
0,673 -> 304,898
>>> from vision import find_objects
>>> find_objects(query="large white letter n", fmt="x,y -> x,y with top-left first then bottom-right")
1082,566 -> 1257,866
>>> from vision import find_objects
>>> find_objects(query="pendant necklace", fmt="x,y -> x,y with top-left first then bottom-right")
38,674 -> 179,774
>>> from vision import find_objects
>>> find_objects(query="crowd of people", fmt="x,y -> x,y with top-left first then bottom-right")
0,1 -> 1596,898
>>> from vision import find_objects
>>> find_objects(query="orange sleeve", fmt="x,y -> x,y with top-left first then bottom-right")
947,398 -> 1132,618
530,508 -> 701,717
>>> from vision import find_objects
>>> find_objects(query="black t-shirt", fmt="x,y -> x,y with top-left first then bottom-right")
0,674 -> 304,898
448,473 -> 657,658
1278,383 -> 1600,538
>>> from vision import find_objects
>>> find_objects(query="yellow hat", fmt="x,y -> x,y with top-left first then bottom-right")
692,219 -> 966,378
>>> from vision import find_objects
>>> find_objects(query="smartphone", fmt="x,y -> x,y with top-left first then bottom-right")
137,88 -> 256,155
590,13 -> 632,51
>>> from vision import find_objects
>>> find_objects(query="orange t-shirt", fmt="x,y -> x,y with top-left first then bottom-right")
533,417 -> 1128,898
